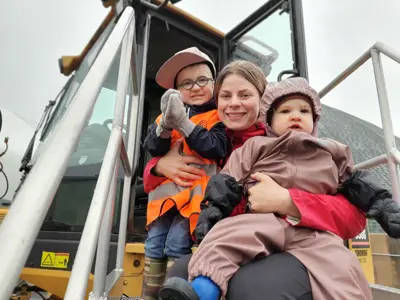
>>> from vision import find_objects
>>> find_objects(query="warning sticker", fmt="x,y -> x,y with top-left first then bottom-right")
40,251 -> 70,269
348,227 -> 375,284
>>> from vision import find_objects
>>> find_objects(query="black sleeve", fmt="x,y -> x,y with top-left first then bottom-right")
143,122 -> 171,157
194,173 -> 244,244
185,122 -> 230,160
338,170 -> 391,212
338,170 -> 400,238
203,173 -> 243,217
194,206 -> 224,244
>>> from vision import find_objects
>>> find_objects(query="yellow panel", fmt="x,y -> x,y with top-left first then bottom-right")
152,0 -> 224,37
109,273 -> 124,298
125,242 -> 197,254
370,233 -> 400,287
121,275 -> 143,298
348,228 -> 375,284
125,242 -> 145,254
19,242 -> 198,298
20,268 -> 94,299
0,207 -> 8,225
121,246 -> 145,297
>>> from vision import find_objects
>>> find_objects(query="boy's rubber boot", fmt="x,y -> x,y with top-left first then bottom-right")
159,276 -> 220,300
141,257 -> 167,300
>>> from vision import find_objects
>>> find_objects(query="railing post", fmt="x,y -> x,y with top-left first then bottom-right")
134,13 -> 152,171
63,7 -> 136,300
91,165 -> 118,300
115,13 -> 147,270
370,49 -> 400,203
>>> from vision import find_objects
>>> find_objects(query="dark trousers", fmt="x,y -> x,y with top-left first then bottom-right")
166,252 -> 313,300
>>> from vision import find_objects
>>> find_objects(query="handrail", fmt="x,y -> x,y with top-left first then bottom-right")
318,42 -> 400,204
115,13 -> 152,273
65,7 -> 137,300
0,7 -> 136,300
372,253 -> 400,257
88,9 -> 137,300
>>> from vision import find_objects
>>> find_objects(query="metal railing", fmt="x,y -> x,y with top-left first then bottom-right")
318,41 -> 400,298
0,7 -> 139,300
318,42 -> 400,204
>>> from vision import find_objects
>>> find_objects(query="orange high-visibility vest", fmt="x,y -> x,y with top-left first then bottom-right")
146,109 -> 221,234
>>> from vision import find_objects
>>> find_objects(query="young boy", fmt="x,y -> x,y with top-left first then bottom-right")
160,77 -> 374,300
141,47 -> 229,300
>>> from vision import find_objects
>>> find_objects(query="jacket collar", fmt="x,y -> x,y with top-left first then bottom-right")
186,98 -> 216,118
227,122 -> 267,151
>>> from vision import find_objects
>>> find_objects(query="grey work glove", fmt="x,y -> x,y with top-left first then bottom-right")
156,89 -> 181,138
164,94 -> 195,137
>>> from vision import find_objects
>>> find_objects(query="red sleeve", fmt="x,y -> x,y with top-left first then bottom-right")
284,189 -> 366,240
143,157 -> 166,193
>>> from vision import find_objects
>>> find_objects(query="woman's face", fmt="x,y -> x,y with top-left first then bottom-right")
217,74 -> 260,131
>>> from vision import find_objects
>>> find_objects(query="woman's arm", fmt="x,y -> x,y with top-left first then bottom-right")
143,139 -> 206,193
286,189 -> 366,240
247,173 -> 365,240
143,157 -> 166,193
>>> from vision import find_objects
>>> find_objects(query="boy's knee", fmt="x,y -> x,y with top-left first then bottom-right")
145,221 -> 170,258
145,237 -> 167,259
164,222 -> 193,258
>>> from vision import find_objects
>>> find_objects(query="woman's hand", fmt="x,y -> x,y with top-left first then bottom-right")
247,172 -> 300,218
154,138 -> 206,187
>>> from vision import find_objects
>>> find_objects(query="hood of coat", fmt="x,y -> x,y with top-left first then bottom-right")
260,77 -> 322,137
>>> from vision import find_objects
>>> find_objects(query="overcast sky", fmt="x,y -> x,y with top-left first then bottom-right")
1,0 -> 399,137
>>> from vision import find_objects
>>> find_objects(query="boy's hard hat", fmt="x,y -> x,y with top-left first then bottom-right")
156,47 -> 216,89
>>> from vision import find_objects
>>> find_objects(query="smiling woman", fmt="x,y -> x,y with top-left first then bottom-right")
215,61 -> 265,131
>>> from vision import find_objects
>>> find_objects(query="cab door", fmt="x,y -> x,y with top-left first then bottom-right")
223,0 -> 308,82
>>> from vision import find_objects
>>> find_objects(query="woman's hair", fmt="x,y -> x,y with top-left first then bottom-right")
214,60 -> 267,99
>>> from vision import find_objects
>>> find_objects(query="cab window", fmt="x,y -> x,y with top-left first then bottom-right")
232,6 -> 294,81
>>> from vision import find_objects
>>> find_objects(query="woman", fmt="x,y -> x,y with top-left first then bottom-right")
143,61 -> 366,299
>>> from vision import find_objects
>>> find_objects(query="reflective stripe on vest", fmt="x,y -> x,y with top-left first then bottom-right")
147,110 -> 221,231
146,163 -> 218,234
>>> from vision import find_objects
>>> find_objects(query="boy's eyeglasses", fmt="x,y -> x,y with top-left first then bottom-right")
177,76 -> 214,90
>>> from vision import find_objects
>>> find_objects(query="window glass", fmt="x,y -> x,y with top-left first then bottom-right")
232,8 -> 293,81
44,46 -> 133,231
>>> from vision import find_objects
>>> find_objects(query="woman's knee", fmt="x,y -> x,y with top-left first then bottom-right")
165,253 -> 192,279
227,253 -> 312,300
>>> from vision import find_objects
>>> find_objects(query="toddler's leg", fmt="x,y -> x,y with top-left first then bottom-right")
189,214 -> 287,297
159,213 -> 288,300
286,228 -> 373,300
